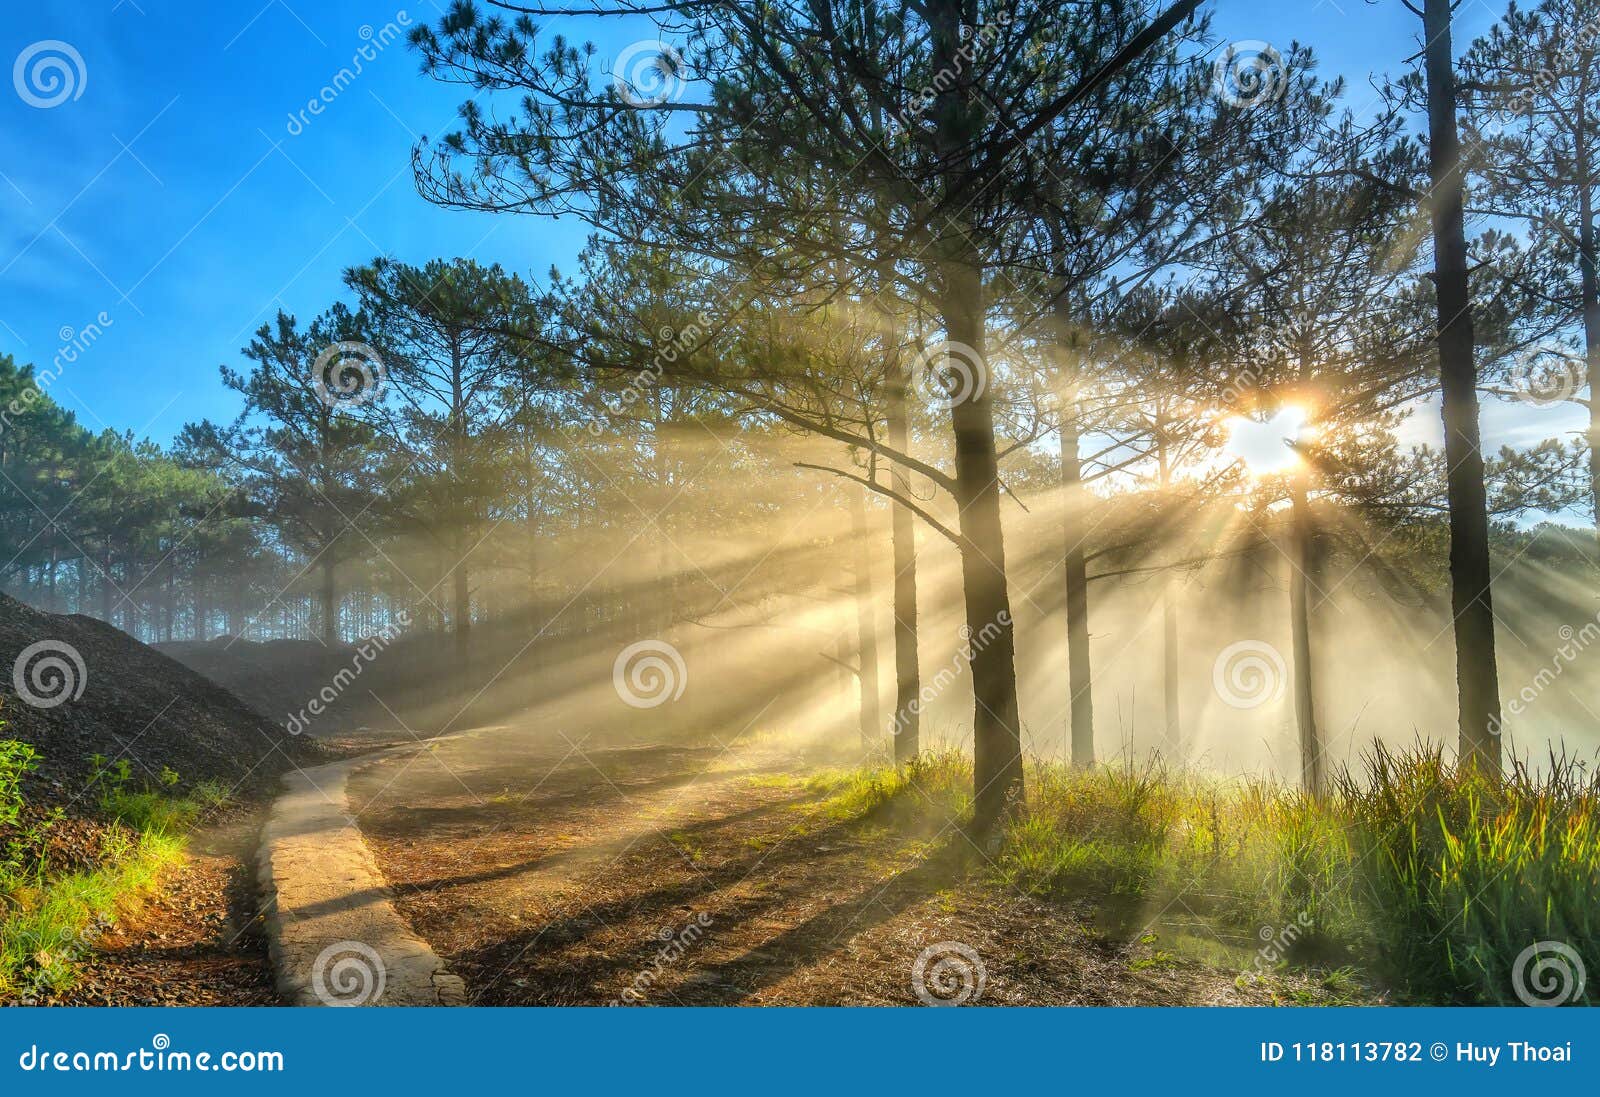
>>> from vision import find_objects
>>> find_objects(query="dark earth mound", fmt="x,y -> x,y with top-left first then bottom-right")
0,592 -> 321,803
157,634 -> 395,734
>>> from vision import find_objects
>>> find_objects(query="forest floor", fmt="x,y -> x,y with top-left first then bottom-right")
29,732 -> 407,1006
348,723 -> 1361,1006
43,807 -> 276,1006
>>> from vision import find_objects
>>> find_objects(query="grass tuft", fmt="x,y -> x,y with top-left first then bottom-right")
1,733 -> 226,1001
813,744 -> 1599,1004
805,751 -> 970,822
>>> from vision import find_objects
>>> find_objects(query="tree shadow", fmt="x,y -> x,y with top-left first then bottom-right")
456,816 -> 971,1005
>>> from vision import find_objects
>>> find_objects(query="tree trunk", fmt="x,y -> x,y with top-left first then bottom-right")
1162,584 -> 1180,759
942,256 -> 1023,830
120,566 -> 136,635
1057,401 -> 1096,768
161,559 -> 174,643
100,551 -> 113,621
930,1 -> 1021,828
1287,482 -> 1322,793
449,338 -> 473,670
1154,418 -> 1180,759
453,555 -> 471,666
833,631 -> 852,717
526,509 -> 542,649
849,488 -> 881,753
320,555 -> 340,646
652,394 -> 675,634
1578,189 -> 1600,562
885,339 -> 922,763
1423,0 -> 1503,773
193,573 -> 210,642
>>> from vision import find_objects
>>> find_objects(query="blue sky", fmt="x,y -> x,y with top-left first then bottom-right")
0,0 -> 1563,455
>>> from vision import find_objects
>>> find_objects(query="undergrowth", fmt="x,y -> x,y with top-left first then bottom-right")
809,744 -> 1598,1005
805,752 -> 970,823
0,721 -> 225,1001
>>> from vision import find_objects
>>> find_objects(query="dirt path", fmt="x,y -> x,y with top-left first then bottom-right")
347,725 -> 1345,1006
42,732 -> 420,1006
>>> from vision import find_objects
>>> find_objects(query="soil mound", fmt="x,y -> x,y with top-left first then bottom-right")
0,593 -> 320,800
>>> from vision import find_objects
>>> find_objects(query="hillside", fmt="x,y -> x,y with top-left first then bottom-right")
0,593 -> 320,800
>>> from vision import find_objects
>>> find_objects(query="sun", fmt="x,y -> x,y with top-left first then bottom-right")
1224,405 -> 1312,477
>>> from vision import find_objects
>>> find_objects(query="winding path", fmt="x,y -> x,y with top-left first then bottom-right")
258,742 -> 467,1006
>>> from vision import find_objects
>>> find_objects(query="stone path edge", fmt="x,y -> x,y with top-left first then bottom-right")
256,739 -> 468,1007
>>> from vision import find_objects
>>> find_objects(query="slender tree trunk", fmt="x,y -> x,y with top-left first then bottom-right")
453,554 -> 471,664
931,1 -> 1021,828
833,631 -> 852,715
885,337 -> 922,762
943,256 -> 1023,829
1154,420 -> 1181,759
1423,0 -> 1503,773
1287,481 -> 1322,793
120,564 -> 136,635
1161,586 -> 1180,758
652,395 -> 676,635
45,546 -> 58,614
526,508 -> 541,648
1578,191 -> 1600,561
450,341 -> 472,668
1057,400 -> 1096,768
320,555 -> 339,646
100,551 -> 113,621
849,488 -> 881,753
162,559 -> 174,643
193,574 -> 209,641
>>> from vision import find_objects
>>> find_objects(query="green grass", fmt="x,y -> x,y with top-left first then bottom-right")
804,752 -> 970,822
98,779 -> 228,835
0,826 -> 187,999
0,735 -> 225,1001
1337,744 -> 1600,1004
814,745 -> 1599,1005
